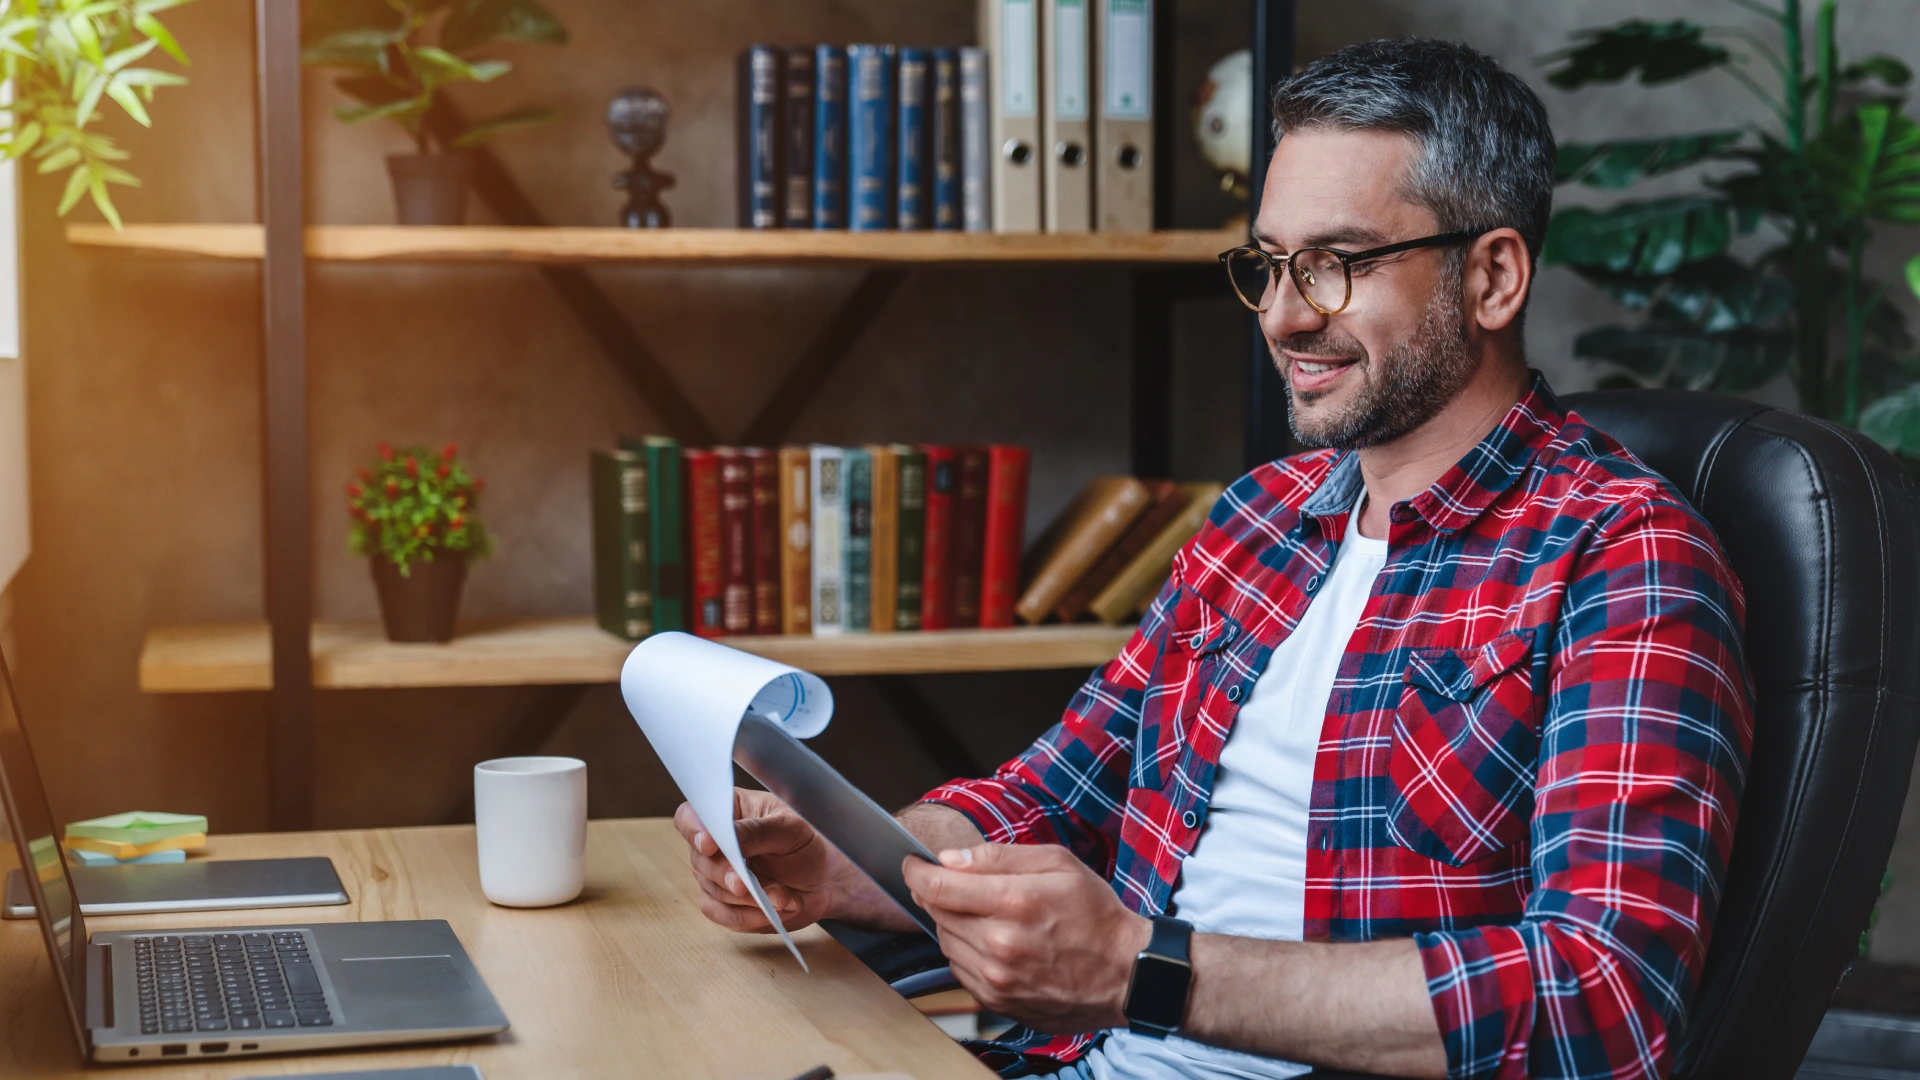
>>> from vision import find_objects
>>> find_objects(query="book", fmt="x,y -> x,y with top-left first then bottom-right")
931,47 -> 963,231
949,447 -> 992,627
777,446 -> 813,634
848,44 -> 897,232
64,832 -> 208,860
867,445 -> 899,634
71,848 -> 188,867
919,445 -> 958,630
813,45 -> 849,229
1014,475 -> 1152,624
736,45 -> 783,229
748,447 -> 781,635
978,445 -> 1031,628
810,445 -> 847,636
981,0 -> 1041,232
1094,0 -> 1154,232
66,810 -> 208,844
893,445 -> 928,630
1042,0 -> 1093,232
782,46 -> 816,228
1089,481 -> 1223,624
718,448 -> 753,634
1054,479 -> 1190,622
620,435 -> 684,634
591,448 -> 651,641
845,447 -> 872,632
684,449 -> 726,638
959,47 -> 992,232
896,47 -> 931,230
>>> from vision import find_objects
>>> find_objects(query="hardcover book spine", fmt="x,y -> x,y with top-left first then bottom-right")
777,446 -> 813,634
949,446 -> 991,627
847,44 -> 896,232
782,47 -> 817,228
736,46 -> 783,229
684,449 -> 726,638
1054,479 -> 1187,623
844,448 -> 872,632
919,445 -> 957,630
895,47 -> 931,231
978,445 -> 1031,628
810,445 -> 847,636
812,46 -> 849,229
748,448 -> 781,635
894,447 -> 927,630
959,47 -> 991,232
622,435 -> 683,633
931,47 -> 963,231
718,448 -> 753,634
867,446 -> 898,634
591,450 -> 650,640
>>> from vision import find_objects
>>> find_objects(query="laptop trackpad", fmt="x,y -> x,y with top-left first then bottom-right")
334,955 -> 473,1024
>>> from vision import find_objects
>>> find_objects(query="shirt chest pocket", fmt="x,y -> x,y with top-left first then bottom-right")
1135,589 -> 1234,790
1386,629 -> 1540,867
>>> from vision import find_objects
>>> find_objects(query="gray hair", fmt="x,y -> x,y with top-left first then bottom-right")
1269,39 -> 1556,262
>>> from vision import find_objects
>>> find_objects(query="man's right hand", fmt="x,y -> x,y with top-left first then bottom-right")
673,788 -> 905,934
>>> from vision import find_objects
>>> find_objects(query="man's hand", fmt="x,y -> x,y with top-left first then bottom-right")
674,788 -> 881,933
904,842 -> 1150,1034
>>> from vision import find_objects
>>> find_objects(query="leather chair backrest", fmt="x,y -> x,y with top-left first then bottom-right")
1564,390 -> 1920,1079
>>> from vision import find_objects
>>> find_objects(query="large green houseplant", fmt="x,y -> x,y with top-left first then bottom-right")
1541,1 -> 1920,459
301,0 -> 567,224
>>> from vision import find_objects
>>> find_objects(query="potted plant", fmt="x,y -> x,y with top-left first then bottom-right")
347,442 -> 493,642
301,0 -> 567,225
0,0 -> 197,229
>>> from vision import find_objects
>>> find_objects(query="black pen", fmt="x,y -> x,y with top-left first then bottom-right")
784,1067 -> 834,1080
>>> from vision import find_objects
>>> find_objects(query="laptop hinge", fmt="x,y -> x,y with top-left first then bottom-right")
85,942 -> 113,1031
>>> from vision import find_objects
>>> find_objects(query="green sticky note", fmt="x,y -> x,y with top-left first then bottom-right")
65,811 -> 209,845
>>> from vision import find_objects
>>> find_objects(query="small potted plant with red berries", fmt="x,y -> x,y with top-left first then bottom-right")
346,442 -> 493,642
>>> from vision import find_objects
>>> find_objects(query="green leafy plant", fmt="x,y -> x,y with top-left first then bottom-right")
0,0 -> 195,229
1541,3 -> 1920,451
300,0 -> 567,155
347,442 -> 493,575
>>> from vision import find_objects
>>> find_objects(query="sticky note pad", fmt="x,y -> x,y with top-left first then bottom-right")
63,833 -> 206,860
66,811 -> 208,845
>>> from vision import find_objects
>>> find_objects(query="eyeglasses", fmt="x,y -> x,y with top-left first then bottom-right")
1218,230 -> 1488,315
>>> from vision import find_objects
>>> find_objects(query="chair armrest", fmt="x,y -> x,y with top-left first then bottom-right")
820,919 -> 958,998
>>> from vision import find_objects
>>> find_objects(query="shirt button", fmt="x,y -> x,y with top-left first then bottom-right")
1226,685 -> 1242,702
1305,575 -> 1322,593
1182,810 -> 1198,829
1189,634 -> 1205,649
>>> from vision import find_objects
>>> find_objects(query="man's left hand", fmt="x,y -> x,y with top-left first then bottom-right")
902,843 -> 1151,1034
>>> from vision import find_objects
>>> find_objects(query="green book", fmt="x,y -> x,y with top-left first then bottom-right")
591,449 -> 652,640
66,811 -> 208,844
844,448 -> 872,633
892,445 -> 927,631
623,435 -> 684,633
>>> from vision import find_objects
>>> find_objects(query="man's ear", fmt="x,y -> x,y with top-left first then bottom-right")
1464,228 -> 1531,334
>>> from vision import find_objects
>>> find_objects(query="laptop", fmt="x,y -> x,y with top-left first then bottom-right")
0,649 -> 510,1063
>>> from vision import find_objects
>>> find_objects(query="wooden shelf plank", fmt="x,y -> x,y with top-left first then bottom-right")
68,223 -> 1245,266
139,618 -> 1133,692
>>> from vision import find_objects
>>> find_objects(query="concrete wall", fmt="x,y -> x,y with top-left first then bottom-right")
10,0 -> 1920,961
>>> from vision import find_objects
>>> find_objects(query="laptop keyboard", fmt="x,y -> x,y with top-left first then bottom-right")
133,931 -> 334,1036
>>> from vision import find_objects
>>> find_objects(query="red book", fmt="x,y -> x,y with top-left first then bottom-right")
919,445 -> 958,631
684,449 -> 726,639
746,448 -> 781,635
949,447 -> 991,628
718,448 -> 752,634
978,445 -> 1031,628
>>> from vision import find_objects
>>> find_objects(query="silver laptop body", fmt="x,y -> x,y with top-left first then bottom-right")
0,649 -> 509,1064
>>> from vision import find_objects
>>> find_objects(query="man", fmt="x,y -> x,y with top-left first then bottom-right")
676,39 -> 1753,1080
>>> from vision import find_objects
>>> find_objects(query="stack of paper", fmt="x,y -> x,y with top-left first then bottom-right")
64,811 -> 207,864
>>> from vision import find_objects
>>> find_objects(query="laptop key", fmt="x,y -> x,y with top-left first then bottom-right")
232,1015 -> 263,1030
263,1012 -> 296,1028
282,964 -> 322,995
298,1015 -> 333,1027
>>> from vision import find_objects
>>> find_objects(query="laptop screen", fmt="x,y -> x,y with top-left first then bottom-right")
0,646 -> 89,1051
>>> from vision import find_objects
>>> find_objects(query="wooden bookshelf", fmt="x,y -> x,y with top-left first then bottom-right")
67,223 -> 1246,266
138,618 -> 1134,693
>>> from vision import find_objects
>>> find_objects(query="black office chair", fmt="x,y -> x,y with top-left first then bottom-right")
831,389 -> 1920,1080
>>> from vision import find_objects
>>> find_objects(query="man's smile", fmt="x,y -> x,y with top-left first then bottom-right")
1283,351 -> 1361,395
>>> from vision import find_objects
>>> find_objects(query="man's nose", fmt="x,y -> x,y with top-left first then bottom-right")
1259,268 -> 1329,348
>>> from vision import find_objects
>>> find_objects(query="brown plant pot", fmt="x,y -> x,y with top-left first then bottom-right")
386,153 -> 473,225
370,556 -> 469,643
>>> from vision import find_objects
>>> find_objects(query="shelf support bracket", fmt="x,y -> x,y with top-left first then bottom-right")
740,270 -> 910,446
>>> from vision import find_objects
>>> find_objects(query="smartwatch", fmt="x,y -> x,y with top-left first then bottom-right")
1122,915 -> 1193,1038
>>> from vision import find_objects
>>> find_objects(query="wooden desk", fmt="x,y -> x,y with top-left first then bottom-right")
0,820 -> 990,1079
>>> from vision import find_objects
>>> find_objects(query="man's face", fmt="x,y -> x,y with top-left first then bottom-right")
1252,128 -> 1477,450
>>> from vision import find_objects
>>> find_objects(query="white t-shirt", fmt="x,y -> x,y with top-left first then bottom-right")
1084,499 -> 1390,1080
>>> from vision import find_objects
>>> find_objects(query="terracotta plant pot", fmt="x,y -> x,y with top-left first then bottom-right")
386,153 -> 473,225
370,555 -> 468,643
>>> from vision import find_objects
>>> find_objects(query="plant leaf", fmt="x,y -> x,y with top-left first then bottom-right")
104,75 -> 151,125
301,28 -> 408,68
1809,102 -> 1920,224
1907,253 -> 1920,300
134,13 -> 186,64
72,70 -> 106,127
303,0 -> 407,45
1844,55 -> 1913,88
1541,20 -> 1730,90
438,0 -> 566,51
1543,197 -> 1740,275
406,45 -> 507,88
56,162 -> 89,215
1861,383 -> 1920,456
335,74 -> 413,106
36,146 -> 81,174
88,168 -> 122,229
1556,130 -> 1744,188
101,36 -> 158,73
449,103 -> 553,146
113,67 -> 187,88
334,92 -> 428,124
1574,324 -> 1794,392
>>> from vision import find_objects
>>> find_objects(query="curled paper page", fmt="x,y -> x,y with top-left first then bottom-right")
619,632 -> 832,967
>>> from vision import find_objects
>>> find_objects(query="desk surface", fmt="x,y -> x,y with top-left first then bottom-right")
0,820 -> 990,1080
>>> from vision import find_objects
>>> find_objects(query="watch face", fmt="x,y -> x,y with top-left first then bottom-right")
1126,953 -> 1193,1030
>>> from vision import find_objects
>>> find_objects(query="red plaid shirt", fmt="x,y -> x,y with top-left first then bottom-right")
925,376 -> 1754,1080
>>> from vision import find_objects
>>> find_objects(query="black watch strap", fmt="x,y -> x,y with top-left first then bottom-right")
1122,916 -> 1194,1038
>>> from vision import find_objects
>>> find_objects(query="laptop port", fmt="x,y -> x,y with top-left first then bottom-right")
199,1042 -> 229,1054
160,1045 -> 186,1057
241,1043 -> 259,1051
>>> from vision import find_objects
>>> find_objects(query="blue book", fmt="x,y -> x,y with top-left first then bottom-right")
812,45 -> 848,229
847,44 -> 896,232
844,448 -> 872,631
736,45 -> 782,229
931,47 -> 962,230
896,47 -> 930,230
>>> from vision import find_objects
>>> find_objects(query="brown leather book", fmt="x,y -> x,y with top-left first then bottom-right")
1053,479 -> 1190,623
1014,476 -> 1151,625
717,448 -> 753,634
777,446 -> 812,635
866,445 -> 900,635
747,448 -> 781,635
949,447 -> 991,627
1089,482 -> 1224,625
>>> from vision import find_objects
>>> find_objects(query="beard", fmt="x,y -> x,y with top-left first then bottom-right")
1280,267 -> 1476,451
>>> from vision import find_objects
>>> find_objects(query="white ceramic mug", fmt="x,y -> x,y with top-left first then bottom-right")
473,756 -> 588,908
